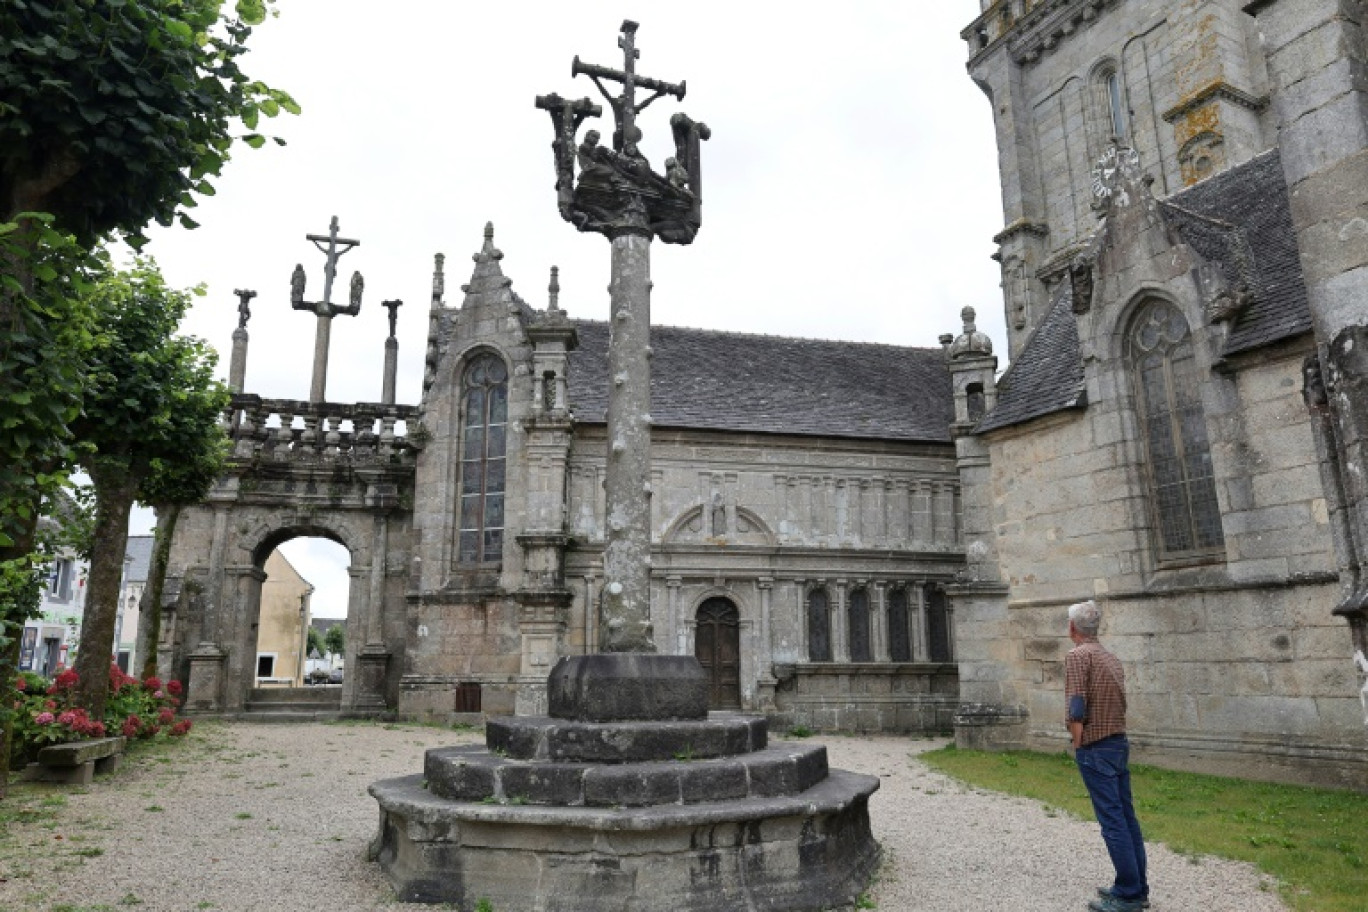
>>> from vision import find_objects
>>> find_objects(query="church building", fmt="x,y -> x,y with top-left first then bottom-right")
952,0 -> 1368,788
161,0 -> 1367,789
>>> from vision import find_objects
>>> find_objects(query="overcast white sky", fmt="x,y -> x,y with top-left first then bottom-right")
128,1 -> 1006,618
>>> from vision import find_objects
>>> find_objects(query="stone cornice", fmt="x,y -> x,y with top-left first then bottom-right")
964,0 -> 1125,69
1162,80 -> 1269,123
993,218 -> 1050,246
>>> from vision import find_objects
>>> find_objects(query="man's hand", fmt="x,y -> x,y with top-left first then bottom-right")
1068,720 -> 1084,750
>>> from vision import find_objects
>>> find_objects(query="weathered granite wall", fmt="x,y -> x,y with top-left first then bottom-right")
966,0 -> 1275,356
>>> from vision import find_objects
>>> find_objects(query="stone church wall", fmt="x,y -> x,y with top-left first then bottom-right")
561,427 -> 965,729
981,347 -> 1364,787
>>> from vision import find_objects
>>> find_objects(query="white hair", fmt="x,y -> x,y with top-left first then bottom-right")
1068,599 -> 1102,635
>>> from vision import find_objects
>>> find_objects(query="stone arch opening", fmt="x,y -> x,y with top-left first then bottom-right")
238,524 -> 359,714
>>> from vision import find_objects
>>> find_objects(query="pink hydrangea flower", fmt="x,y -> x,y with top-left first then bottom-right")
34,712 -> 55,725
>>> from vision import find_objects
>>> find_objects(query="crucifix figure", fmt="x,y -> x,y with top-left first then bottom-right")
290,215 -> 363,402
233,288 -> 256,329
536,20 -> 709,244
536,22 -> 710,655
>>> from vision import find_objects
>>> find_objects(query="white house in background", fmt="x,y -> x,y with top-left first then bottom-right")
114,535 -> 154,674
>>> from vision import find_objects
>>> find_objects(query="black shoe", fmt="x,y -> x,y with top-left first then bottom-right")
1093,887 -> 1150,910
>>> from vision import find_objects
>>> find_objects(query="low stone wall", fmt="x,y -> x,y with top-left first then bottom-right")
772,662 -> 958,733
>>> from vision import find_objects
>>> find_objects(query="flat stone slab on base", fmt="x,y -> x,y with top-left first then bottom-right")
547,654 -> 708,722
369,768 -> 880,911
486,713 -> 767,762
425,741 -> 827,807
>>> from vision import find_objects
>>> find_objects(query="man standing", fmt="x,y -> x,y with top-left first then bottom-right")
1066,599 -> 1149,911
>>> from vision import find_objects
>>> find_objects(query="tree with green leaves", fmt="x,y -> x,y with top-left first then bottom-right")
0,0 -> 295,567
307,626 -> 325,661
324,624 -> 345,660
0,0 -> 297,243
0,0 -> 292,784
68,259 -> 229,719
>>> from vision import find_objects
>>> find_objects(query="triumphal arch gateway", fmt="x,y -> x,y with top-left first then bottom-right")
162,1 -> 1368,791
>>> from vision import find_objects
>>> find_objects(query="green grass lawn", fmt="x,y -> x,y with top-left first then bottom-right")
920,745 -> 1368,912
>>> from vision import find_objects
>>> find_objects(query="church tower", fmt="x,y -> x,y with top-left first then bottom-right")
962,0 -> 1275,358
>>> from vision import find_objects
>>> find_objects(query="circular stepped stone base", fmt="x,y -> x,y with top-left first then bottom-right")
426,740 -> 828,807
368,769 -> 881,911
372,656 -> 880,909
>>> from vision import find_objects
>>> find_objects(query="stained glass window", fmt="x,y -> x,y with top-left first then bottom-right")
457,353 -> 508,564
1127,300 -> 1225,562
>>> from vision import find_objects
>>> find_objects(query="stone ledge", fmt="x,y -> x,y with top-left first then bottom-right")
370,769 -> 880,911
375,765 -> 877,829
485,714 -> 767,762
424,741 -> 829,807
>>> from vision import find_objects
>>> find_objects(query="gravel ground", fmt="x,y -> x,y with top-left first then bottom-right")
0,722 -> 1288,912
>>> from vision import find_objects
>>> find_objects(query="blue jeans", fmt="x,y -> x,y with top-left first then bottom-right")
1076,735 -> 1148,902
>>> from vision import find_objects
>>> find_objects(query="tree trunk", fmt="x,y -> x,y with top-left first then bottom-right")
73,461 -> 140,719
0,621 -> 24,799
136,503 -> 179,681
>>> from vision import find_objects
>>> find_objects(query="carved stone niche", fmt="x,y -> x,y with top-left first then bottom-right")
1178,131 -> 1226,186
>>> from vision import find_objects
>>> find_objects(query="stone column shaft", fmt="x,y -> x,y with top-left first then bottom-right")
366,517 -> 388,646
382,337 -> 398,405
600,230 -> 655,652
229,327 -> 249,393
310,313 -> 332,403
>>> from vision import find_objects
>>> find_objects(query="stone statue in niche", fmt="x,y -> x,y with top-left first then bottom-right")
1000,253 -> 1030,331
711,493 -> 727,535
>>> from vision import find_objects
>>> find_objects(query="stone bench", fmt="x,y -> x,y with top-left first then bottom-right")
21,736 -> 127,785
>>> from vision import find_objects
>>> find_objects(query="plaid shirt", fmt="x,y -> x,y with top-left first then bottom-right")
1065,640 -> 1127,746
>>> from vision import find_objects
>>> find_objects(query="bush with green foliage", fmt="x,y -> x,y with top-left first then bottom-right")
9,663 -> 191,768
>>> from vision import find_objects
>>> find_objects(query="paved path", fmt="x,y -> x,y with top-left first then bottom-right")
0,722 -> 1287,912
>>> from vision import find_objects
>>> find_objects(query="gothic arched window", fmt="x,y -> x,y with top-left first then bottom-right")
807,588 -> 831,662
848,588 -> 871,662
1093,63 -> 1129,142
457,353 -> 508,565
888,587 -> 912,662
1126,300 -> 1225,562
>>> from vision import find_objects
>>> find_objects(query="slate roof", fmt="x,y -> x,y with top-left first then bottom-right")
977,149 -> 1311,434
975,283 -> 1085,434
1160,150 -> 1312,354
124,535 -> 154,584
565,322 -> 954,443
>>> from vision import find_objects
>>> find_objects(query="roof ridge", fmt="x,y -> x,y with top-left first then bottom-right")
570,318 -> 947,354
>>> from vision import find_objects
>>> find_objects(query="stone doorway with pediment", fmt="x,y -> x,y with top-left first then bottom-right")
694,597 -> 741,710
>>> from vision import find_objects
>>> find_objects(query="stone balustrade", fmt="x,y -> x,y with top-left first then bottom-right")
225,394 -> 420,463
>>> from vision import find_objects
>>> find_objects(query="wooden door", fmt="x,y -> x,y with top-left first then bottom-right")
695,598 -> 741,710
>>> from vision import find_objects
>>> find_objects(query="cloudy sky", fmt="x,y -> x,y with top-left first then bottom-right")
129,1 -> 1006,617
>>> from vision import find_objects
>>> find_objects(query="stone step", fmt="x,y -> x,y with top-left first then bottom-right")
425,740 -> 829,808
247,686 -> 341,705
244,702 -> 343,714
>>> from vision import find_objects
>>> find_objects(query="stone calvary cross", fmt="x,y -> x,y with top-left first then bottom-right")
537,20 -> 710,659
290,215 -> 363,403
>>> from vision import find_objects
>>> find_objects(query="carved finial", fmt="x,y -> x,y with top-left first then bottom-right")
475,222 -> 503,263
383,299 -> 402,339
548,266 -> 561,312
233,288 -> 257,329
432,253 -> 446,303
290,265 -> 305,306
951,306 -> 993,359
